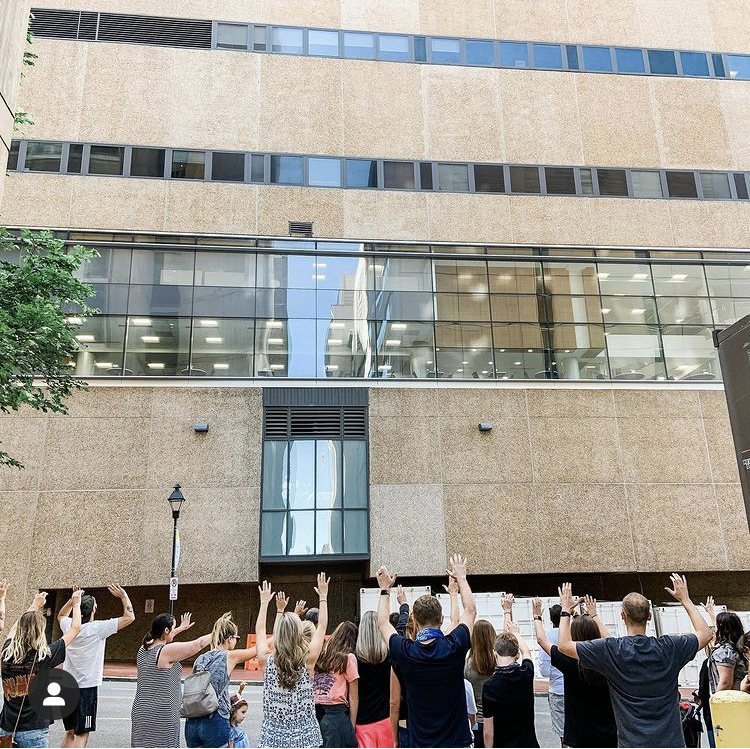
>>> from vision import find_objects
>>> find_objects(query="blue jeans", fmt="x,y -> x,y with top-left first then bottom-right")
185,711 -> 231,748
398,726 -> 411,748
0,728 -> 49,748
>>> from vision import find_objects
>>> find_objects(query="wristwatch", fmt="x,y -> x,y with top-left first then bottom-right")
533,615 -> 543,621
380,589 -> 390,596
560,611 -> 572,618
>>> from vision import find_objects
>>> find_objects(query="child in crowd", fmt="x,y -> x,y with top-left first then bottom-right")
229,682 -> 249,748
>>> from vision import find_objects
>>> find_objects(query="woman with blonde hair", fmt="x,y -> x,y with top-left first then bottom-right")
0,589 -> 83,748
355,610 -> 393,747
184,611 -> 259,747
256,573 -> 329,748
464,620 -> 497,747
314,621 -> 359,747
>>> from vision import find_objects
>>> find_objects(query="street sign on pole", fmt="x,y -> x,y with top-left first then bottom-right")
169,577 -> 178,601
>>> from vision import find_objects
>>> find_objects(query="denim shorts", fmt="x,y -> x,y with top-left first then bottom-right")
0,728 -> 50,748
185,711 -> 232,748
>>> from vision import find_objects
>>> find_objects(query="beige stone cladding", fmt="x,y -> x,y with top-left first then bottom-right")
367,385 -> 750,577
0,0 -> 31,207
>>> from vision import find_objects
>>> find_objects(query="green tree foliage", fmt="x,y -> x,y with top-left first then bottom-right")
0,229 -> 98,467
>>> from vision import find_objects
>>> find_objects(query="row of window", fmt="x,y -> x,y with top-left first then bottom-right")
212,20 -> 750,80
10,140 -> 750,202
66,314 -> 720,383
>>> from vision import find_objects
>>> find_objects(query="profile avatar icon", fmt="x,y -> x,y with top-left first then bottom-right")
42,681 -> 66,707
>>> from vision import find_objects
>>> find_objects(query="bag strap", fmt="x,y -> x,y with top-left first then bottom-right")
10,650 -> 38,744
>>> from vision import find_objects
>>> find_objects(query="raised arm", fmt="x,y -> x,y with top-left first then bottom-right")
348,677 -> 359,729
506,619 -> 531,661
443,576 -> 460,634
395,586 -> 409,637
447,554 -> 475,632
389,669 -> 401,747
255,581 -> 273,666
501,593 -> 514,634
171,612 -> 196,639
532,598 -> 553,656
108,585 -> 136,631
584,595 -> 611,638
376,566 -> 398,643
160,634 -> 211,667
61,589 -> 83,646
57,588 -> 75,623
307,572 -> 329,669
666,574 -> 712,650
557,583 -> 579,659
8,591 -> 48,640
0,579 -> 7,633
702,596 -> 717,647
273,591 -> 289,631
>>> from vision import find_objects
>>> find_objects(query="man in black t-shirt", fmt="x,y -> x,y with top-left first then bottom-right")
376,554 -> 476,748
482,596 -> 539,748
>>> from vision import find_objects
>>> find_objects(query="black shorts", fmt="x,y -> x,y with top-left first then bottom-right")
63,686 -> 98,735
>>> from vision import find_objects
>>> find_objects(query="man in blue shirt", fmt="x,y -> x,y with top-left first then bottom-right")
376,555 -> 476,748
538,604 -> 565,745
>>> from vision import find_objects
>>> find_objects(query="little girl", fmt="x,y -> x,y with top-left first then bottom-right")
229,682 -> 249,748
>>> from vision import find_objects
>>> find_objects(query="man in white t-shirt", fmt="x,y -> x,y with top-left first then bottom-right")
58,584 -> 135,747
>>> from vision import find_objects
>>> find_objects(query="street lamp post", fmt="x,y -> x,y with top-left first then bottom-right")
167,484 -> 185,617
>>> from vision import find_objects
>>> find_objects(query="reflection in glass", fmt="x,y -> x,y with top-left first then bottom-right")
550,324 -> 608,380
700,172 -> 731,199
131,250 -> 194,285
346,159 -> 378,188
255,318 -> 316,377
488,262 -> 541,293
434,293 -> 491,321
376,321 -> 434,378
124,317 -> 192,375
605,324 -> 665,380
289,440 -> 315,508
319,319 -> 373,377
288,511 -> 315,555
379,34 -> 409,61
491,295 -> 543,323
596,263 -> 653,296
648,49 -> 678,75
271,27 -> 304,54
680,51 -> 709,77
533,43 -> 563,69
435,322 -> 493,379
190,318 -> 253,376
433,258 -> 488,293
24,142 -> 62,172
316,440 -> 342,508
383,161 -> 415,189
308,29 -> 339,56
256,254 -> 317,289
217,23 -> 247,49
343,31 -> 375,59
195,252 -> 255,287
69,316 -> 127,375
316,511 -> 343,554
631,170 -> 663,198
270,155 -> 303,185
88,146 -> 124,175
500,41 -> 528,68
582,45 -> 612,71
261,512 -> 286,556
343,442 -> 367,507
375,257 -> 432,292
466,40 -> 495,66
651,264 -> 707,296
262,441 -> 288,509
711,298 -> 750,325
544,262 -> 598,295
171,150 -> 205,179
308,157 -> 341,187
616,47 -> 645,73
705,265 -> 750,297
344,510 -> 368,553
431,38 -> 461,64
548,296 -> 603,324
509,166 -> 540,193
662,326 -> 718,380
492,323 -> 545,379
75,248 -> 131,284
437,163 -> 469,191
657,297 -> 713,325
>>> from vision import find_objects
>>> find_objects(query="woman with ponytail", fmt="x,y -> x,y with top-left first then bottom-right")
0,589 -> 83,748
256,573 -> 329,748
184,612 -> 258,748
130,612 -> 211,748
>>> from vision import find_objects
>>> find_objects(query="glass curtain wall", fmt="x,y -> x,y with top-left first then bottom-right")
60,239 -> 748,381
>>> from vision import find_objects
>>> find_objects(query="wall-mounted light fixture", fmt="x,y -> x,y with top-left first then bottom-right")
193,423 -> 209,433
478,422 -> 493,432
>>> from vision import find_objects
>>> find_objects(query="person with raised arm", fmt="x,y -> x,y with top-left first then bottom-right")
556,576 -> 712,748
256,573 -> 329,748
1,589 -> 83,748
58,584 -> 136,748
481,595 -> 538,748
533,594 -> 616,748
130,612 -> 211,748
377,554 -> 476,748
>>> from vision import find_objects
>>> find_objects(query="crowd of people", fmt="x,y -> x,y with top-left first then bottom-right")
0,560 -> 748,748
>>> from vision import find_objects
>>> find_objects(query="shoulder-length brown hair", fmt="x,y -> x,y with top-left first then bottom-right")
467,620 -> 496,676
315,621 -> 358,674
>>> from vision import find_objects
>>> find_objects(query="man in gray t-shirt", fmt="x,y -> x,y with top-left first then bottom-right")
556,575 -> 712,749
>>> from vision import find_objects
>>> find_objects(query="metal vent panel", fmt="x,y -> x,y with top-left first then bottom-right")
264,405 -> 367,439
96,13 -> 212,48
263,388 -> 368,408
78,11 -> 98,40
31,8 -> 81,38
289,221 -> 313,237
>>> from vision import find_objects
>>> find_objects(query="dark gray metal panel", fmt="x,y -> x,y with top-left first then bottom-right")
262,387 -> 368,407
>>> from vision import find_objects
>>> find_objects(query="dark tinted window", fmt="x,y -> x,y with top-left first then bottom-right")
437,163 -> 469,191
7,141 -> 19,170
131,147 -> 165,178
666,171 -> 698,198
171,150 -> 205,179
466,40 -> 495,66
25,141 -> 62,172
597,169 -> 628,196
414,36 -> 427,62
347,159 -> 378,188
67,143 -> 83,173
270,155 -> 303,185
699,172 -> 730,199
509,166 -> 540,194
648,49 -> 677,75
250,154 -> 265,183
253,25 -> 267,52
566,45 -> 579,70
212,151 -> 245,182
712,54 -> 726,77
545,167 -> 576,195
615,47 -> 645,73
88,145 -> 124,175
680,51 -> 709,77
419,162 -> 433,190
383,161 -> 415,189
474,164 -> 504,193
734,173 -> 749,200
533,43 -> 562,69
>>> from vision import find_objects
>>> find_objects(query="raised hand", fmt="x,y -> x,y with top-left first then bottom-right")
315,572 -> 330,599
558,582 -> 575,613
294,600 -> 307,617
506,619 -> 520,636
446,554 -> 468,580
108,584 -> 127,599
71,588 -> 83,605
0,579 -> 8,600
177,612 -> 195,632
31,591 -> 48,611
443,577 -> 459,596
665,573 -> 690,604
275,592 -> 289,613
376,566 -> 397,591
258,580 -> 273,605
532,597 -> 543,618
584,594 -> 598,618
501,593 -> 514,615
702,595 -> 715,618
397,585 -> 408,605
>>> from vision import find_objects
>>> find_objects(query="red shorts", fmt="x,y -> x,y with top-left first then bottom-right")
355,717 -> 394,748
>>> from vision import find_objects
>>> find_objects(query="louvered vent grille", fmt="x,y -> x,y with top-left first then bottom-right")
97,13 -> 212,48
264,406 -> 367,439
289,221 -> 313,237
30,8 -> 212,48
31,8 -> 81,39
